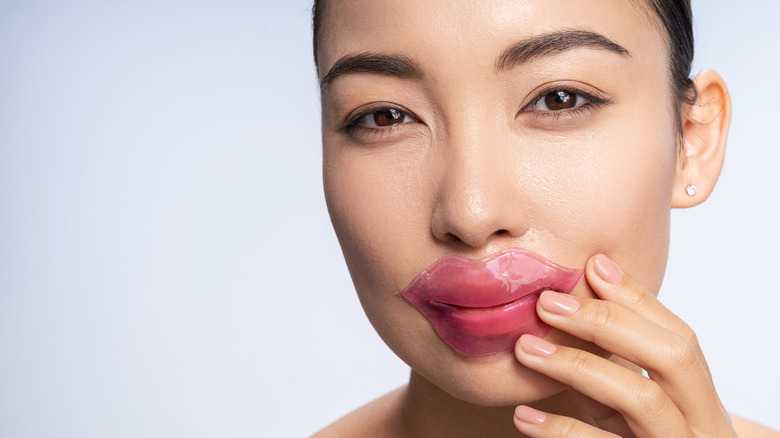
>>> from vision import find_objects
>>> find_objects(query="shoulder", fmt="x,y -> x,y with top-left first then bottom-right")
310,386 -> 407,438
731,414 -> 780,438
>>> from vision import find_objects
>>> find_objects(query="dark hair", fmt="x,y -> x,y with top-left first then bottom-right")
311,0 -> 325,71
313,0 -> 696,109
639,0 -> 698,109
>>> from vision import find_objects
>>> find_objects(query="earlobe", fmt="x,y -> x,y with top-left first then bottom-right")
672,69 -> 732,208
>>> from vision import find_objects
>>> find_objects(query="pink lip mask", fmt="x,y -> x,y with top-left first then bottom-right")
398,248 -> 583,357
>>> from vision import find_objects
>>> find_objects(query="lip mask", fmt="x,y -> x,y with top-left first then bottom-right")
398,248 -> 583,357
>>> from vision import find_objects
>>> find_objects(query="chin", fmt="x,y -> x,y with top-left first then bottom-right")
446,359 -> 567,407
388,329 -> 570,407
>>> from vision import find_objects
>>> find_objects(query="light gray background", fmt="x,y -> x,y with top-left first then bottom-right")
1,1 -> 778,437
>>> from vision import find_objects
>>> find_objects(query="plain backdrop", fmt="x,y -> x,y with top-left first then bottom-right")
1,1 -> 778,437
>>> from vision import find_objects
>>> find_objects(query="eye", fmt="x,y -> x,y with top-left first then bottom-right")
340,106 -> 420,139
526,90 -> 589,112
354,107 -> 417,128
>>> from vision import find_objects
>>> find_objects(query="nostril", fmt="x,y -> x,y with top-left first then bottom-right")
495,229 -> 508,236
444,232 -> 464,244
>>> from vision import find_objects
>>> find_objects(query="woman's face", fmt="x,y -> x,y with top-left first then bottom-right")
319,0 -> 682,405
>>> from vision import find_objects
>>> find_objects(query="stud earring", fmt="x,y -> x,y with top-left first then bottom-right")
686,184 -> 697,197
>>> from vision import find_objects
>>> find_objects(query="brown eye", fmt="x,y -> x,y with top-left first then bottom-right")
357,107 -> 416,127
527,90 -> 588,112
374,108 -> 403,126
545,91 -> 576,110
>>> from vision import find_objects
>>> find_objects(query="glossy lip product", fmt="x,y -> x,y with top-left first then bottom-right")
398,248 -> 583,357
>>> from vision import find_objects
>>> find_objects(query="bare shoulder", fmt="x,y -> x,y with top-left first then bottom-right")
310,386 -> 407,438
731,413 -> 780,437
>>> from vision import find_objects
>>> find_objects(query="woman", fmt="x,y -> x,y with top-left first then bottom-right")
312,0 -> 778,436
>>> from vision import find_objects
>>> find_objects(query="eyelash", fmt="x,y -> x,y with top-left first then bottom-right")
339,88 -> 611,139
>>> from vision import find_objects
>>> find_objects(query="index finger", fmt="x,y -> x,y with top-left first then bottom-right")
586,254 -> 704,363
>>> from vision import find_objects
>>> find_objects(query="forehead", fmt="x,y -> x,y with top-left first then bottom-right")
317,0 -> 665,78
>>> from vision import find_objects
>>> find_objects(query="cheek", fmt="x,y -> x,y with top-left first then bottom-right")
323,141 -> 433,323
324,145 -> 428,276
323,141 -> 451,370
548,117 -> 677,294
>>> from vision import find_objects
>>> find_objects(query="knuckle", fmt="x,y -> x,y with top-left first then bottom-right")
591,301 -> 618,331
626,284 -> 650,307
634,379 -> 669,416
668,334 -> 700,371
552,417 -> 615,438
567,350 -> 593,378
681,323 -> 701,351
556,418 -> 581,437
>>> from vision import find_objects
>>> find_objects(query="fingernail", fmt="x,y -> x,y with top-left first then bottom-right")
515,405 -> 547,424
595,254 -> 622,284
519,334 -> 557,357
539,290 -> 580,316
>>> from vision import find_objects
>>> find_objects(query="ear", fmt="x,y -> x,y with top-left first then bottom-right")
672,70 -> 731,208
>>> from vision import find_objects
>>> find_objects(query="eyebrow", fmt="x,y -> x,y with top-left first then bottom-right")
496,30 -> 630,71
319,53 -> 422,90
319,30 -> 630,90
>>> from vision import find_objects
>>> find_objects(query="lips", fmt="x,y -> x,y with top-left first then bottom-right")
397,248 -> 583,357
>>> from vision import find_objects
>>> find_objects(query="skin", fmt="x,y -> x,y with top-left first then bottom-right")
314,0 -> 777,436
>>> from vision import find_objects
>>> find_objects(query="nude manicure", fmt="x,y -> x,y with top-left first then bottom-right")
515,405 -> 547,425
539,290 -> 580,315
595,254 -> 622,284
519,334 -> 557,357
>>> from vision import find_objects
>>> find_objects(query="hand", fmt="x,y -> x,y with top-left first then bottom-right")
512,254 -> 736,437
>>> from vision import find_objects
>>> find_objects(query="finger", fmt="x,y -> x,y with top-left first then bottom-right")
516,334 -> 690,438
536,290 -> 730,434
587,254 -> 711,377
513,405 -> 621,438
567,389 -> 634,438
585,254 -> 731,433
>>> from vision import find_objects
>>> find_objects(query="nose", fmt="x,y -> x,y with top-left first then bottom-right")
430,129 -> 531,249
